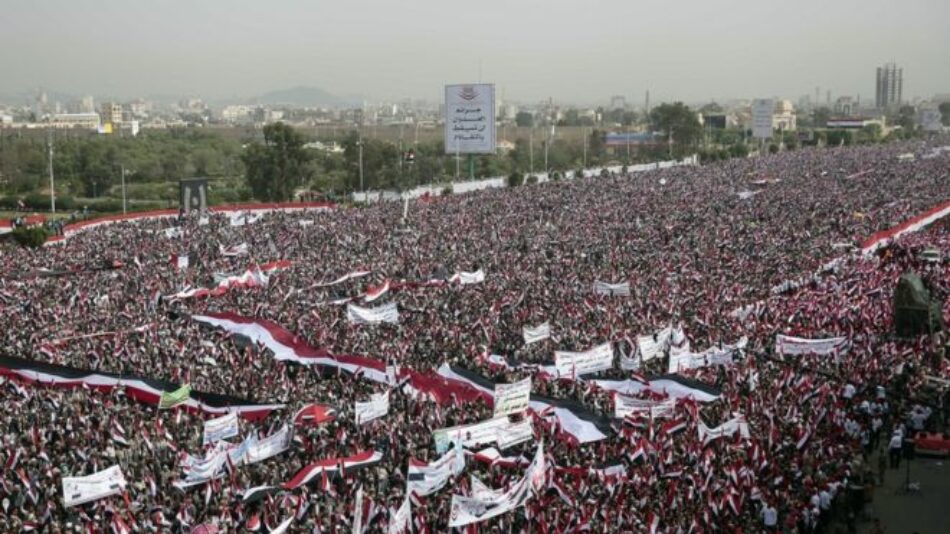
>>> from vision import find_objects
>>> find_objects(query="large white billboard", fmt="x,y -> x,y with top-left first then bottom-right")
445,84 -> 496,154
751,99 -> 774,139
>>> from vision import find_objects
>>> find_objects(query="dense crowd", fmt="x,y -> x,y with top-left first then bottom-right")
0,139 -> 948,533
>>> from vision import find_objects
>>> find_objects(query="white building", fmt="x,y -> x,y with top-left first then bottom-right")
50,113 -> 101,130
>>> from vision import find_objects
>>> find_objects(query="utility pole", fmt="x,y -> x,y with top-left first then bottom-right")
47,121 -> 56,213
358,128 -> 364,193
529,129 -> 534,175
121,165 -> 127,214
583,127 -> 588,168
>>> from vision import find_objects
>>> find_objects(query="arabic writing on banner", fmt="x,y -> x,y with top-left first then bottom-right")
775,334 -> 849,356
493,377 -> 531,417
614,396 -> 676,419
444,84 -> 496,155
448,442 -> 545,527
522,322 -> 551,345
62,465 -> 127,507
203,412 -> 239,445
346,302 -> 399,325
554,343 -> 613,377
433,416 -> 512,454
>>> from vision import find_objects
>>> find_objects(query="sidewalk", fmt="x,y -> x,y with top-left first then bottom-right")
859,449 -> 949,533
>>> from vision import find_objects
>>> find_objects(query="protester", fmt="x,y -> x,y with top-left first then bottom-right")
0,139 -> 947,532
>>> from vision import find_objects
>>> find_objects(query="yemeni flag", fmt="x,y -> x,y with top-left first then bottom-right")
293,404 -> 336,425
363,280 -> 390,302
159,384 -> 192,409
191,313 -> 389,383
283,451 -> 383,490
434,364 -> 612,443
242,485 -> 281,504
0,355 -> 279,421
171,254 -> 190,270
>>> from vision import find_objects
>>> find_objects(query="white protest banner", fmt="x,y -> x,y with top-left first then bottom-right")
433,416 -> 511,453
775,334 -> 848,356
614,396 -> 676,419
245,425 -> 292,464
697,415 -> 750,444
496,419 -> 534,449
355,391 -> 390,425
448,442 -> 544,527
493,377 -> 531,417
593,281 -> 630,297
174,449 -> 228,489
522,322 -> 551,345
638,326 -> 673,362
346,302 -> 399,325
450,270 -> 486,285
408,443 -> 466,497
388,496 -> 412,534
202,413 -> 239,445
554,343 -> 613,377
62,465 -> 127,507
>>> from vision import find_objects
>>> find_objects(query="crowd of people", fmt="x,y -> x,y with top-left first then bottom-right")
0,138 -> 947,533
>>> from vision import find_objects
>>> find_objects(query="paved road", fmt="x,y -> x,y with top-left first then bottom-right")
859,449 -> 949,534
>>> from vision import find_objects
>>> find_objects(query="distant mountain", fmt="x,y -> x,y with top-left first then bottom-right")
254,86 -> 352,108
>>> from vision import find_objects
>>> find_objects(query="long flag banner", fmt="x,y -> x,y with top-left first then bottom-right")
203,412 -> 239,445
448,442 -> 545,527
283,450 -> 384,490
346,302 -> 400,325
553,343 -> 614,377
408,442 -> 466,498
594,374 -> 722,403
593,281 -> 630,297
311,270 -> 371,288
435,364 -> 612,444
355,391 -> 390,425
522,322 -> 551,345
62,465 -> 127,508
775,334 -> 849,356
493,377 -> 531,417
0,355 -> 281,420
160,384 -> 192,409
168,261 -> 289,301
192,313 -> 388,383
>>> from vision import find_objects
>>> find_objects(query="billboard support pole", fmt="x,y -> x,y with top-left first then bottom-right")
468,154 -> 475,180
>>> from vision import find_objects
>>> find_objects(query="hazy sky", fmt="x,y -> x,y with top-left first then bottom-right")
2,0 -> 948,104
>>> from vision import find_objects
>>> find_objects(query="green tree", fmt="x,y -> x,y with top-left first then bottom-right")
649,102 -> 703,153
515,112 -> 534,128
242,122 -> 310,201
940,103 -> 950,126
812,107 -> 832,128
895,105 -> 916,131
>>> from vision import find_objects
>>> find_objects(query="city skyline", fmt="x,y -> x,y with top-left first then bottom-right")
1,0 -> 948,105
